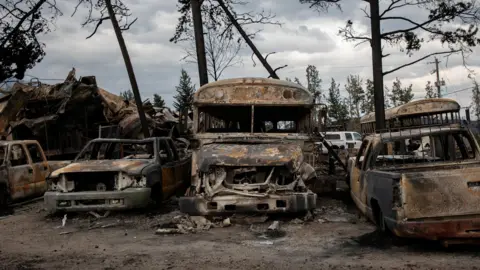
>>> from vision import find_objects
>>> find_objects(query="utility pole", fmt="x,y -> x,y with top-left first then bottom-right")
105,0 -> 150,138
217,0 -> 280,79
191,0 -> 209,86
370,0 -> 386,131
435,57 -> 441,98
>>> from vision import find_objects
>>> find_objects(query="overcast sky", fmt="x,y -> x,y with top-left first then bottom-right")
28,0 -> 480,111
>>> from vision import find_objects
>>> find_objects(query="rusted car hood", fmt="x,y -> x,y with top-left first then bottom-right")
198,143 -> 303,172
50,159 -> 152,177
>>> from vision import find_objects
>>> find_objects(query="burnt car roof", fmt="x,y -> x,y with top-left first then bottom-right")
366,124 -> 467,141
89,137 -> 172,143
0,140 -> 40,146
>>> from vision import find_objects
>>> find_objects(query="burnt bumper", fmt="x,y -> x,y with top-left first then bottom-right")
179,193 -> 317,215
44,188 -> 151,213
392,216 -> 480,240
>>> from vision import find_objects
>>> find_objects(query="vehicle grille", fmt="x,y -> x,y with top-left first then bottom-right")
66,172 -> 116,192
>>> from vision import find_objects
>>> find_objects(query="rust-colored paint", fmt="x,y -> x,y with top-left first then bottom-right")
361,98 -> 461,124
194,77 -> 313,106
50,159 -> 150,177
352,124 -> 480,241
394,216 -> 480,240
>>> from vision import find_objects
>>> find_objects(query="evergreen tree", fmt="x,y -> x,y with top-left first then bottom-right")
306,65 -> 322,102
326,78 -> 349,123
153,94 -> 166,108
424,81 -> 437,99
294,77 -> 303,86
120,90 -> 134,100
362,79 -> 375,114
173,69 -> 195,113
387,78 -> 414,107
472,80 -> 480,120
345,74 -> 365,118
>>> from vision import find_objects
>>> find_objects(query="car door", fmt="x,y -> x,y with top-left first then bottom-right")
345,132 -> 354,150
166,139 -> 189,188
350,139 -> 371,214
158,139 -> 177,197
352,132 -> 363,149
7,143 -> 35,200
25,142 -> 49,196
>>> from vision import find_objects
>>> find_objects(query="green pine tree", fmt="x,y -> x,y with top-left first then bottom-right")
294,77 -> 303,86
424,81 -> 437,98
345,74 -> 365,118
472,80 -> 480,120
388,78 -> 414,107
362,79 -> 375,114
120,90 -> 134,100
153,94 -> 166,108
173,69 -> 195,113
306,65 -> 322,102
326,78 -> 349,123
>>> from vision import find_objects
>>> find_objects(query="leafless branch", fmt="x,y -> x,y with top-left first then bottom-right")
182,25 -> 243,81
74,0 -> 135,39
85,16 -> 109,39
299,0 -> 342,12
381,16 -> 442,38
338,22 -> 371,46
379,0 -> 430,18
265,52 -> 276,61
383,49 -> 461,76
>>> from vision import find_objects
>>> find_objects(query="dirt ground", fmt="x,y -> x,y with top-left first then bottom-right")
1,186 -> 480,270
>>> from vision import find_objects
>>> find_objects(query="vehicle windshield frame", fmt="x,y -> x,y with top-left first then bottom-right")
74,139 -> 157,162
195,104 -> 314,135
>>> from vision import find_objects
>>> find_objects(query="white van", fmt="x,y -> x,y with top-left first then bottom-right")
319,131 -> 363,154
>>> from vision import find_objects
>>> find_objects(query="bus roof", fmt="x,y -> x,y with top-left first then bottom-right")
194,77 -> 313,106
360,98 -> 461,124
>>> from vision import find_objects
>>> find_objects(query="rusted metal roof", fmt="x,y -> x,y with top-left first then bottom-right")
194,77 -> 313,105
361,98 -> 461,124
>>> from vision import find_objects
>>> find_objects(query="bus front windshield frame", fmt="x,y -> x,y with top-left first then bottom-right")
195,105 -> 315,134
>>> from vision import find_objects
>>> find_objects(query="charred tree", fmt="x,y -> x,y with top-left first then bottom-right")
301,0 -> 480,130
105,0 -> 149,138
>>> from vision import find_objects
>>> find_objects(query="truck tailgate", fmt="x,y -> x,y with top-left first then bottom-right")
402,166 -> 480,219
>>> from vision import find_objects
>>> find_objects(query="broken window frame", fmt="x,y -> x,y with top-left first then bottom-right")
74,139 -> 157,162
26,143 -> 45,164
367,130 -> 476,169
9,144 -> 29,167
195,104 -> 315,134
0,146 -> 6,166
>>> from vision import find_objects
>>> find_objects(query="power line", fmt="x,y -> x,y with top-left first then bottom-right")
442,86 -> 474,96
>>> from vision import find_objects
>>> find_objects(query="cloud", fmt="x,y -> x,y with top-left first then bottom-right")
23,0 -> 480,112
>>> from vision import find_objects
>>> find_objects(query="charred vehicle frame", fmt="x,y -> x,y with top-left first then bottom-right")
44,137 -> 191,213
179,78 -> 329,215
350,98 -> 480,241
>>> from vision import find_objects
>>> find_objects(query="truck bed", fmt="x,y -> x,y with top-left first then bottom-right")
369,161 -> 480,220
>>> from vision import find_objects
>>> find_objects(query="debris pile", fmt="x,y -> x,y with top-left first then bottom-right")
155,215 -> 231,235
315,203 -> 358,224
0,72 -> 192,159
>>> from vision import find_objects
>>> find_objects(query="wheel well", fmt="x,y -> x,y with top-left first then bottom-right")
150,182 -> 163,203
370,198 -> 381,224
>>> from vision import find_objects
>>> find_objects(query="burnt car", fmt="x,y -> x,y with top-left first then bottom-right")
44,137 -> 191,213
351,98 -> 480,243
0,140 -> 70,213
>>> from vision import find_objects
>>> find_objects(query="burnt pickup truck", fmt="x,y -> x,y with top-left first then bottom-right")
44,137 -> 191,213
0,140 -> 70,212
349,123 -> 480,241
